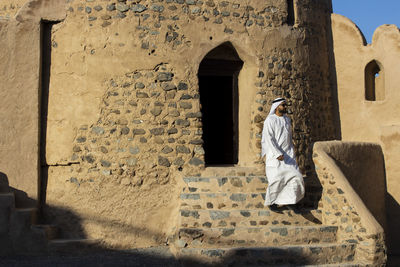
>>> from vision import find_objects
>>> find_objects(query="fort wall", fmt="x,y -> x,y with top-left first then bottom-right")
313,141 -> 386,264
0,0 -> 337,247
331,13 -> 400,254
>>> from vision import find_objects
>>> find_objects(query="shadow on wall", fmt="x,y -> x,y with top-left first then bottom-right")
386,193 -> 400,256
298,170 -> 323,225
0,172 -> 36,208
326,8 -> 342,140
328,145 -> 387,231
319,141 -> 399,257
299,170 -> 323,209
0,172 -> 9,192
1,171 -> 326,265
40,209 -> 320,266
0,171 -> 85,254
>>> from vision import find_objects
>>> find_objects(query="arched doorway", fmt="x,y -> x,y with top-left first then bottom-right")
198,42 -> 243,165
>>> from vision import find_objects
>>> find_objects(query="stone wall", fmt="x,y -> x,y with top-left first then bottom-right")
331,13 -> 400,255
0,0 -> 337,248
313,141 -> 386,265
315,141 -> 387,233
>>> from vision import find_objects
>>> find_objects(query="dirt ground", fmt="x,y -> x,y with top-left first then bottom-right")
1,248 -> 399,267
0,247 -> 180,267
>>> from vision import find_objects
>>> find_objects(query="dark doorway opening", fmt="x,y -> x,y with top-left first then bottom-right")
198,42 -> 243,165
287,0 -> 295,26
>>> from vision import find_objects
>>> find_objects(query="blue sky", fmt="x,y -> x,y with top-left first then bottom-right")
332,0 -> 400,43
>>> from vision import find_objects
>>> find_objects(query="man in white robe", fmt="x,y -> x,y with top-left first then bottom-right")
261,98 -> 305,210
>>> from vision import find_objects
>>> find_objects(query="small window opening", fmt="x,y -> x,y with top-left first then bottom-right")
365,60 -> 385,101
287,0 -> 295,26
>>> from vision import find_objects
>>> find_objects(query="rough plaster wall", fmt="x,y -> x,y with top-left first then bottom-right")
331,13 -> 400,254
323,142 -> 386,231
0,0 -> 67,205
380,125 -> 400,255
0,0 -> 29,17
313,141 -> 386,264
0,18 -> 41,205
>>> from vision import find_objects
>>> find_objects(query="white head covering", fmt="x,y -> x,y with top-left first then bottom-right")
261,98 -> 286,158
269,98 -> 286,115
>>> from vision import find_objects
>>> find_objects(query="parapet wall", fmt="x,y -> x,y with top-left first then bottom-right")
331,13 -> 400,254
313,141 -> 386,265
315,141 -> 386,230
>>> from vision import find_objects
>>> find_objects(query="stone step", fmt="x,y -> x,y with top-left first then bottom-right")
176,243 -> 356,266
10,208 -> 38,229
0,192 -> 15,208
31,224 -> 59,240
200,166 -> 264,177
180,192 -> 318,210
182,176 -> 322,194
179,209 -> 323,228
7,208 -> 49,253
181,192 -> 266,210
48,239 -> 102,254
0,193 -> 15,234
182,176 -> 268,193
303,264 -> 366,267
176,225 -> 338,248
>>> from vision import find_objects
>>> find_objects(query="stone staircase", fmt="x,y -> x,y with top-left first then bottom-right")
0,191 -> 58,255
0,189 -> 100,255
171,168 -> 358,266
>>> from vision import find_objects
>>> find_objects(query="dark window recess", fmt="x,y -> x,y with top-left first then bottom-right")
365,60 -> 385,101
287,0 -> 295,26
198,42 -> 243,166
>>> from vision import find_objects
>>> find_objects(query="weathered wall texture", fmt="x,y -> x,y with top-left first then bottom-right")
0,0 -> 66,206
0,0 -> 337,248
313,141 -> 386,265
331,13 -> 400,254
315,142 -> 386,231
0,15 -> 42,206
0,0 -> 29,18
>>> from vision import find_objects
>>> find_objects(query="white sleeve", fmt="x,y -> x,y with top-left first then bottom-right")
261,119 -> 283,159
